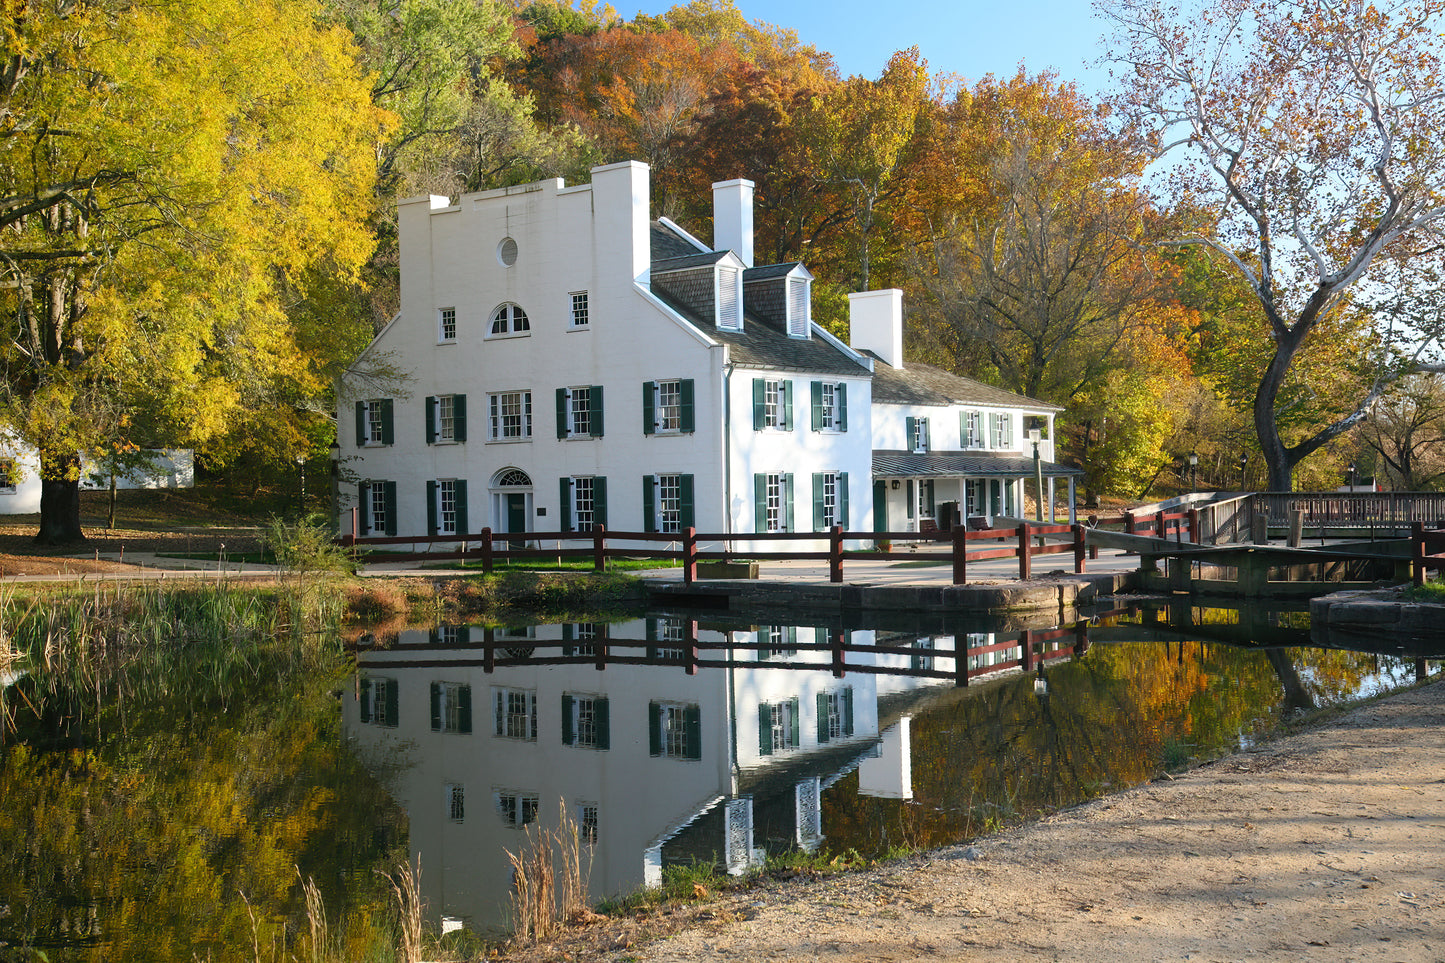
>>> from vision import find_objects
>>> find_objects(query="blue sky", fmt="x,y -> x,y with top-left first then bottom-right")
624,0 -> 1116,94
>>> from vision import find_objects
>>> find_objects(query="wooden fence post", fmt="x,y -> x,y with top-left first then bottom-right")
483,627 -> 496,674
954,637 -> 970,687
1072,524 -> 1086,574
1124,511 -> 1135,536
593,524 -> 606,572
481,528 -> 493,574
1155,510 -> 1167,541
1413,520 -> 1426,587
1019,629 -> 1033,671
685,620 -> 699,676
1087,514 -> 1099,560
830,628 -> 846,679
1018,523 -> 1031,580
1188,508 -> 1200,544
683,527 -> 697,585
950,526 -> 966,585
830,525 -> 844,583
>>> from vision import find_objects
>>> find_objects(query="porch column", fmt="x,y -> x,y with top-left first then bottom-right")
1067,477 -> 1076,525
1047,478 -> 1056,523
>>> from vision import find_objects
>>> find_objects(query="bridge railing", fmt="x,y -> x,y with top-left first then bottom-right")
337,517 -> 1091,586
1412,522 -> 1445,587
1256,492 -> 1445,529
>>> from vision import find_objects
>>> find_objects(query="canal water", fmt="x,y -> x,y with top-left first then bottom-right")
2,601 -> 1438,958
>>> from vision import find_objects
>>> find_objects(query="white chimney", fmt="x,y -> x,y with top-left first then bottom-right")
591,160 -> 651,281
848,289 -> 905,369
712,178 -> 754,268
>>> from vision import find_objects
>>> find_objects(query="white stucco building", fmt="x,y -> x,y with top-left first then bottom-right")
337,162 -> 1077,545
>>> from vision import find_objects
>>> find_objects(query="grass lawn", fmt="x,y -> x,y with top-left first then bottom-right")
432,557 -> 682,573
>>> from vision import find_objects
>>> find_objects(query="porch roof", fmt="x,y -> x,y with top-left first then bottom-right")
872,450 -> 1085,479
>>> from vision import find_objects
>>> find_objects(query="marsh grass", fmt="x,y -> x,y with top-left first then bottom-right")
506,802 -> 593,945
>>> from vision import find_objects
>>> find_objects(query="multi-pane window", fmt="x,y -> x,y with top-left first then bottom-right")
764,380 -> 783,428
819,383 -> 837,430
818,688 -> 854,742
910,417 -> 930,453
752,378 -> 793,430
651,702 -> 700,759
432,623 -> 462,646
493,686 -> 537,741
360,676 -> 398,727
438,306 -> 457,343
657,474 -> 682,533
814,471 -> 847,530
495,791 -> 539,828
916,479 -> 935,522
490,302 -> 529,336
572,476 -> 595,530
570,291 -> 589,328
489,391 -> 532,440
559,385 -> 604,438
447,784 -> 465,822
657,380 -> 682,431
962,410 -> 983,448
648,617 -> 685,661
579,803 -> 599,845
562,693 -> 609,749
429,682 -> 473,733
990,412 -> 1014,449
758,698 -> 800,755
436,479 -> 458,535
757,625 -> 797,660
366,401 -> 388,444
0,458 -> 15,494
566,623 -> 602,657
760,473 -> 787,532
437,395 -> 456,442
369,483 -> 389,535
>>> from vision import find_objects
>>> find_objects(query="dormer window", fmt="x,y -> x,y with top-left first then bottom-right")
787,276 -> 810,338
717,264 -> 741,330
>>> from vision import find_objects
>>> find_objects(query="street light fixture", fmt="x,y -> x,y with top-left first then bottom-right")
1347,461 -> 1357,492
1188,451 -> 1199,492
1028,428 -> 1043,522
1238,452 -> 1248,491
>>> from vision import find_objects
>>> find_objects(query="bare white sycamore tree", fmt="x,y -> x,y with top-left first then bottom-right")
1102,0 -> 1445,491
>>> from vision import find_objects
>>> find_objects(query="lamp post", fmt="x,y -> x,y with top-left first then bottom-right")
1238,452 -> 1248,492
329,439 -> 341,532
1347,461 -> 1357,492
1028,428 -> 1044,522
1188,451 -> 1199,492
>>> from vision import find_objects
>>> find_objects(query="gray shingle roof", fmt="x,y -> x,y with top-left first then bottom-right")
873,450 -> 1084,478
651,221 -> 705,259
653,251 -> 730,272
866,354 -> 1062,411
743,262 -> 806,281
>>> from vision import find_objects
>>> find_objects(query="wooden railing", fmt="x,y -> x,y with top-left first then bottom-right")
1256,492 -> 1445,529
338,520 -> 1090,586
352,619 -> 1091,688
1412,522 -> 1445,587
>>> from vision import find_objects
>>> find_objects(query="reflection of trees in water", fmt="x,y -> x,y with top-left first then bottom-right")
0,637 -> 406,961
824,642 -> 1385,856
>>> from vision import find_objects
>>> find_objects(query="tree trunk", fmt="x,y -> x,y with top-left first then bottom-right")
35,452 -> 85,545
1254,330 -> 1305,493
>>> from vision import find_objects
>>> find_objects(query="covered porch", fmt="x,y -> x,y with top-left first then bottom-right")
871,451 -> 1084,533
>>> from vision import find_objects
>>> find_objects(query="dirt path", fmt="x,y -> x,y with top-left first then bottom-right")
624,681 -> 1444,963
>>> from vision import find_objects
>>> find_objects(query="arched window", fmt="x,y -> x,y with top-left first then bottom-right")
490,303 -> 530,337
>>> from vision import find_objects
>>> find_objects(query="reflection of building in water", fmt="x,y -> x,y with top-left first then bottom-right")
344,618 -> 972,929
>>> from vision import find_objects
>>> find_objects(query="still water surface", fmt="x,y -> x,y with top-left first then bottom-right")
1,601 -> 1435,957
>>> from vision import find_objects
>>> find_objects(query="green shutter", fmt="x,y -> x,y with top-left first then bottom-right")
454,394 -> 467,442
923,419 -> 930,451
812,473 -> 826,532
925,480 -> 935,516
456,685 -> 472,733
752,378 -> 766,430
680,379 -> 695,432
817,692 -> 829,742
784,473 -> 794,532
559,478 -> 572,531
355,401 -> 366,446
643,381 -> 656,435
643,475 -> 656,532
380,400 -> 394,445
360,679 -> 373,724
494,689 -> 504,736
680,474 -> 695,530
592,476 -> 607,528
383,482 -> 398,536
906,480 -> 915,519
837,383 -> 847,431
758,703 -> 773,755
590,385 -> 604,437
754,474 -> 768,533
425,396 -> 436,444
562,694 -> 574,746
648,702 -> 662,756
684,704 -> 702,760
595,696 -> 610,750
454,480 -> 468,535
645,617 -> 659,659
789,698 -> 800,748
839,473 -> 849,529
960,409 -> 968,447
556,388 -> 568,438
811,381 -> 823,431
842,687 -> 854,735
429,682 -> 441,731
905,416 -> 916,450
358,482 -> 371,534
427,481 -> 438,535
781,380 -> 793,430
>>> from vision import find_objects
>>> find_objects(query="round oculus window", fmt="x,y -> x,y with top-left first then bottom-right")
497,237 -> 519,267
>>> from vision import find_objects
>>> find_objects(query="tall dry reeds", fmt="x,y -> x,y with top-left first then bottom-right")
506,801 -> 593,944
382,854 -> 426,963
